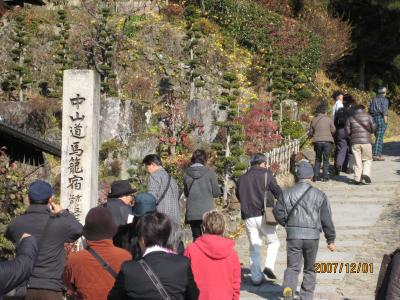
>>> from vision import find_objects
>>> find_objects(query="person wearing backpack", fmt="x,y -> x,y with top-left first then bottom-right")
273,161 -> 336,300
345,104 -> 376,185
183,149 -> 221,241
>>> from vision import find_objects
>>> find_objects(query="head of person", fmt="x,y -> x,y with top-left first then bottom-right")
378,86 -> 387,96
250,153 -> 267,168
296,160 -> 314,181
343,94 -> 356,108
83,206 -> 117,241
137,212 -> 171,252
191,149 -> 208,165
332,91 -> 344,102
132,192 -> 157,217
28,180 -> 54,205
316,103 -> 327,115
108,180 -> 136,205
355,104 -> 366,113
143,154 -> 163,174
202,210 -> 225,236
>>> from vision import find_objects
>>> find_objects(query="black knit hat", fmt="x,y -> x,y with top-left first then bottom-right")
316,103 -> 327,114
83,207 -> 118,241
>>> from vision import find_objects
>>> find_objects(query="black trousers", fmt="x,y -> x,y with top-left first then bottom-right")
188,220 -> 203,241
314,142 -> 333,179
334,132 -> 348,170
283,239 -> 319,300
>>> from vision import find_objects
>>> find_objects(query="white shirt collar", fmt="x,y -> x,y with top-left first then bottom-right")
143,245 -> 171,257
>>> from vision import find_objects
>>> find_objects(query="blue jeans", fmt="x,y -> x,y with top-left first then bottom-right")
314,142 -> 333,179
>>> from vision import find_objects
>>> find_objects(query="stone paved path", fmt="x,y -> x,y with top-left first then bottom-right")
237,141 -> 400,299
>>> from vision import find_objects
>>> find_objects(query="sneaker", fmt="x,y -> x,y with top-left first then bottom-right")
263,267 -> 277,279
321,177 -> 330,182
312,176 -> 320,182
283,287 -> 293,300
335,166 -> 342,175
350,179 -> 364,185
362,175 -> 372,184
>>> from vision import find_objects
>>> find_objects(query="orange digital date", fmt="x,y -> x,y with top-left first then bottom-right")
314,262 -> 373,273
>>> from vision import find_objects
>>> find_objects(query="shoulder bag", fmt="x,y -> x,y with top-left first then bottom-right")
263,171 -> 278,225
286,185 -> 313,223
156,174 -> 171,206
139,259 -> 171,300
85,244 -> 118,279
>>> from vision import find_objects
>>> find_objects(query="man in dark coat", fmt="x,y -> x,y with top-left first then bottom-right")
5,180 -> 82,300
345,105 -> 376,185
0,234 -> 37,298
273,161 -> 336,300
108,212 -> 199,300
236,153 -> 282,285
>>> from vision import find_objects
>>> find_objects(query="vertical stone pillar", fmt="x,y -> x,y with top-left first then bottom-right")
61,70 -> 100,224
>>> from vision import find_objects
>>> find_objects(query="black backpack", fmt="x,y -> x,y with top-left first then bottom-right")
334,107 -> 348,128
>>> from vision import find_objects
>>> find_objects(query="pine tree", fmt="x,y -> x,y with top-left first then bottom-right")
212,72 -> 246,204
53,5 -> 72,96
1,15 -> 32,101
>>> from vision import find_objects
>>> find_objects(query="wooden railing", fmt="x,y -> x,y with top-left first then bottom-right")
264,135 -> 307,175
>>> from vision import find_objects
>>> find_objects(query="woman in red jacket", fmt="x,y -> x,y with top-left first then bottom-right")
185,211 -> 241,300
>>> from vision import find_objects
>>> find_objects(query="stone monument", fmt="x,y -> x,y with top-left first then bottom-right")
61,70 -> 100,224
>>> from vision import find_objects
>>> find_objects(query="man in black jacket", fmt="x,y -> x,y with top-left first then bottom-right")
0,234 -> 37,298
273,161 -> 336,300
108,212 -> 199,300
5,180 -> 82,300
236,153 -> 282,285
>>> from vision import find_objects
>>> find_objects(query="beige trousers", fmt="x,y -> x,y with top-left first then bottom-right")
352,144 -> 372,182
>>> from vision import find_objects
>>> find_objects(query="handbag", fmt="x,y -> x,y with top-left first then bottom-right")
4,216 -> 55,299
263,171 -> 278,225
139,259 -> 171,300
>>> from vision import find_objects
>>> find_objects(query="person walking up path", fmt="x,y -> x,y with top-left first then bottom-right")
309,103 -> 336,182
184,149 -> 220,241
369,87 -> 389,161
236,153 -> 282,285
273,161 -> 336,300
345,104 -> 376,185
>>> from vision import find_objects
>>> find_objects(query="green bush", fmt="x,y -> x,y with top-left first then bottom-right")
281,120 -> 305,139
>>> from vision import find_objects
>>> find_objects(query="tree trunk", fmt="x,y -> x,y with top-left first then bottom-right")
200,0 -> 205,15
18,55 -> 24,102
359,56 -> 366,90
189,47 -> 195,101
223,133 -> 231,205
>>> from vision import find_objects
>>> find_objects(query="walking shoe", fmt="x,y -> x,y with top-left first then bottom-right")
312,176 -> 320,182
373,156 -> 385,161
335,166 -> 341,176
263,267 -> 277,279
283,287 -> 293,300
350,179 -> 364,185
362,175 -> 372,184
321,177 -> 330,182
345,168 -> 354,174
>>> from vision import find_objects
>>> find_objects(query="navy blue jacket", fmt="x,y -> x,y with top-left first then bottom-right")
0,236 -> 37,297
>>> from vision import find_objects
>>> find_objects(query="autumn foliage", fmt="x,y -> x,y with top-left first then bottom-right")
239,101 -> 282,155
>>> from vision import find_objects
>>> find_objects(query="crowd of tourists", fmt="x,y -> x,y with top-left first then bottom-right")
309,87 -> 389,185
0,88 -> 398,300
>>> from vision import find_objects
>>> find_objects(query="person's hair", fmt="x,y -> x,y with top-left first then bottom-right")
137,212 -> 171,248
332,90 -> 343,99
203,211 -> 225,235
250,153 -> 267,166
191,149 -> 208,165
356,104 -> 366,111
166,221 -> 182,252
142,154 -> 162,166
316,103 -> 327,114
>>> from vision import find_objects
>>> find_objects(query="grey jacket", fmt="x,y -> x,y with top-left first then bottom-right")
184,164 -> 220,221
345,109 -> 376,145
309,114 -> 336,143
147,168 -> 180,225
273,182 -> 335,243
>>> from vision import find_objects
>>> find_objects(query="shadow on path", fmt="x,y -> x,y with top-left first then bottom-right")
382,141 -> 400,156
240,268 -> 283,299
